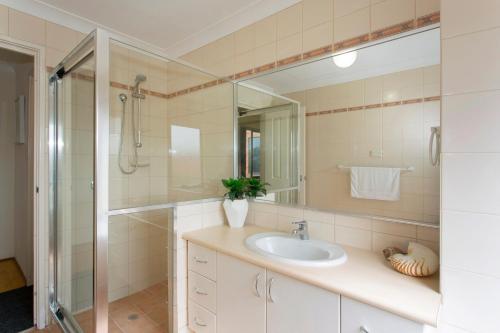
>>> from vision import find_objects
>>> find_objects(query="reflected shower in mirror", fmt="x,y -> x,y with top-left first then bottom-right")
236,28 -> 441,225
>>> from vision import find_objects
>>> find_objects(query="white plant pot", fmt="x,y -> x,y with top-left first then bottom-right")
223,198 -> 248,228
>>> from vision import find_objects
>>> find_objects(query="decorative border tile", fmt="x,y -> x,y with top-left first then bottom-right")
45,12 -> 441,102
277,54 -> 303,67
305,96 -> 441,117
302,45 -> 333,60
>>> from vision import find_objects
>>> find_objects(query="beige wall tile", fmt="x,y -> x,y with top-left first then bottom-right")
309,221 -> 335,242
234,50 -> 254,73
442,0 -> 500,38
277,33 -> 302,60
372,232 -> 414,253
255,15 -> 277,47
442,28 -> 500,95
277,3 -> 303,40
254,42 -> 276,67
46,47 -> 65,67
416,0 -> 440,17
372,220 -> 417,237
254,210 -> 279,229
46,22 -> 81,52
0,5 -> 8,35
441,268 -> 500,332
8,9 -> 45,45
335,225 -> 372,250
334,0 -> 370,18
371,0 -> 415,31
336,215 -> 372,230
303,0 -> 333,30
417,225 -> 439,242
234,24 -> 255,55
442,91 -> 500,153
303,21 -> 332,51
303,208 -> 335,224
334,7 -> 370,42
442,153 -> 500,215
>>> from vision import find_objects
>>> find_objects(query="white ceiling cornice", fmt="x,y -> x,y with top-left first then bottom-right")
0,0 -> 300,58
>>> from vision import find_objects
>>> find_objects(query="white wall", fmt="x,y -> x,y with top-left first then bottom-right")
14,62 -> 34,285
440,0 -> 500,332
0,58 -> 34,285
0,63 -> 16,260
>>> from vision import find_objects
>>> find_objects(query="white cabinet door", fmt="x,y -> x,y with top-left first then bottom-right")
217,253 -> 267,333
341,297 -> 424,333
266,270 -> 340,333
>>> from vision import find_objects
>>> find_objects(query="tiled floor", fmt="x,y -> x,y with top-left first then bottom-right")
37,281 -> 169,333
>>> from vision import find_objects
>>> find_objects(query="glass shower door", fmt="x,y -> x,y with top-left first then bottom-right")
49,49 -> 95,332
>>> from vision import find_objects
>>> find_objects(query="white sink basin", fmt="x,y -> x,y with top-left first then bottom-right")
245,232 -> 347,267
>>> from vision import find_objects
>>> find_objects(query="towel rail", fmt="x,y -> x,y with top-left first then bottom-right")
337,165 -> 415,172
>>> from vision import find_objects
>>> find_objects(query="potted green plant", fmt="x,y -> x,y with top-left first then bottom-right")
221,177 -> 268,228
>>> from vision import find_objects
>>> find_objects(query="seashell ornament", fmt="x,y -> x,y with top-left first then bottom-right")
385,242 -> 439,277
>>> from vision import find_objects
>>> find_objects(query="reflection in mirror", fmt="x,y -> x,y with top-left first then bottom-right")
236,85 -> 301,205
237,28 -> 440,225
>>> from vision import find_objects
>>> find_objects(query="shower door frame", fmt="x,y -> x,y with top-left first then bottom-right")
48,31 -> 99,332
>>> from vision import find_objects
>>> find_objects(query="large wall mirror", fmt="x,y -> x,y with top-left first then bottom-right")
235,27 -> 441,225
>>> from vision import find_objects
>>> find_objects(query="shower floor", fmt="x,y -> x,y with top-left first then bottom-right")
37,281 -> 169,333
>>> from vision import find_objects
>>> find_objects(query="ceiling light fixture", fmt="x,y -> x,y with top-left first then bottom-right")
333,51 -> 358,68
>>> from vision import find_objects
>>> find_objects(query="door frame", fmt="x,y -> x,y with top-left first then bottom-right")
0,36 -> 48,329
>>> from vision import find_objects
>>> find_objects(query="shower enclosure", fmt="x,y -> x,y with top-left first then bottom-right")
48,29 -> 235,332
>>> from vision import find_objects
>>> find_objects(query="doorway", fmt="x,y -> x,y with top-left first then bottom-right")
0,46 -> 35,332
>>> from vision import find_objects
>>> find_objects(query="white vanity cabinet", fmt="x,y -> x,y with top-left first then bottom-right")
341,297 -> 423,333
217,253 -> 266,333
187,242 -> 427,333
266,270 -> 340,333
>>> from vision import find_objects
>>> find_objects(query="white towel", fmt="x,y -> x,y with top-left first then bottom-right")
350,167 -> 400,201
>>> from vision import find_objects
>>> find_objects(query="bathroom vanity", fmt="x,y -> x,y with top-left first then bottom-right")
183,225 -> 440,333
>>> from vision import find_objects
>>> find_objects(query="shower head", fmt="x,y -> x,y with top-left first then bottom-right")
134,74 -> 147,85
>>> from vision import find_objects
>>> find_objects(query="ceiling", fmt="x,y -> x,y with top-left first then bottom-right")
242,28 -> 440,95
34,0 -> 299,56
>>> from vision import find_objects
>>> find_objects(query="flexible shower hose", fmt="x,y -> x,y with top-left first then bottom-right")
118,94 -> 148,174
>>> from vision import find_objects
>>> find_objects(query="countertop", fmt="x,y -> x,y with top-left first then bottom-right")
183,225 -> 441,327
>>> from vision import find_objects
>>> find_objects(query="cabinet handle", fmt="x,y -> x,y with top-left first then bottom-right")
194,317 -> 207,327
194,256 -> 208,264
268,278 -> 275,303
254,273 -> 262,298
360,326 -> 369,333
194,287 -> 208,296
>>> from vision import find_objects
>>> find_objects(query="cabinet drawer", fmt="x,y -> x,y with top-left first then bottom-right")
341,297 -> 423,333
188,301 -> 216,333
188,270 -> 217,313
188,242 -> 216,281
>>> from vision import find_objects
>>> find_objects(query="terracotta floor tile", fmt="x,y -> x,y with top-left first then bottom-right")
40,280 -> 169,332
145,302 -> 169,325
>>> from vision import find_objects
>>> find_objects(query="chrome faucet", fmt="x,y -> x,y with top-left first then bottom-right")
291,220 -> 309,240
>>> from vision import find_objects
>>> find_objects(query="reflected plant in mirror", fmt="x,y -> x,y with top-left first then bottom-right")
235,27 -> 441,226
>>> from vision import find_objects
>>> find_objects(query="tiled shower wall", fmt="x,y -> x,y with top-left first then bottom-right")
109,43 -> 234,210
286,65 -> 441,223
109,44 -> 171,209
108,210 -> 170,302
